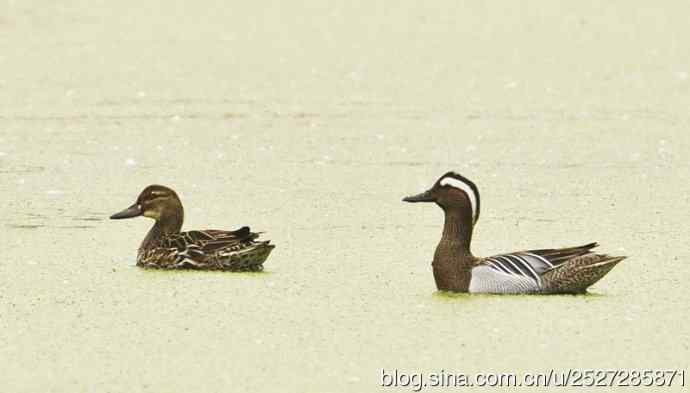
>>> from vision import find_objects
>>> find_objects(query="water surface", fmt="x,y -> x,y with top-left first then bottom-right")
1,1 -> 689,392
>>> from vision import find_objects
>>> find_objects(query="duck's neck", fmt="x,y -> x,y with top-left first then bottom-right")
440,207 -> 474,251
140,212 -> 183,250
432,206 -> 475,292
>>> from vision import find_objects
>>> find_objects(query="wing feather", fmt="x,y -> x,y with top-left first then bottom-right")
162,226 -> 259,256
479,242 -> 600,288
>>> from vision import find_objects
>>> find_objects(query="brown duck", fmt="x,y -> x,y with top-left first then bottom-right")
110,185 -> 274,271
403,172 -> 625,294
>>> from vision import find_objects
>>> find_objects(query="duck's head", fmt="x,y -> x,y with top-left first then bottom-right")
110,185 -> 184,223
403,172 -> 480,224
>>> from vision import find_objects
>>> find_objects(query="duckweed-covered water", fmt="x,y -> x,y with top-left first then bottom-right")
1,1 -> 689,392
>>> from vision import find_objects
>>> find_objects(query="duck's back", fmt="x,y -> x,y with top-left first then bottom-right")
138,227 -> 274,271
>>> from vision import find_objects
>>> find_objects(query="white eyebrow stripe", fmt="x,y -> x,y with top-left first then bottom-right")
440,177 -> 478,222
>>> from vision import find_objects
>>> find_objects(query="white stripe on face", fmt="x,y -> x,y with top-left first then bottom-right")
439,176 -> 478,222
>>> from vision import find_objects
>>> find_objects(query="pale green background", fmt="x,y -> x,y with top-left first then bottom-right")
1,1 -> 688,392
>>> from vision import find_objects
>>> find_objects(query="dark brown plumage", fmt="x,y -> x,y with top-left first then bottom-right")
111,185 -> 274,271
404,172 -> 625,294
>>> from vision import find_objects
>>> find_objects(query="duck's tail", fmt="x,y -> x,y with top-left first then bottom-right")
219,240 -> 275,272
541,254 -> 626,294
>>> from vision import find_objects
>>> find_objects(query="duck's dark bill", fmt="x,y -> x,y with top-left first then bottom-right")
110,203 -> 143,219
402,190 -> 435,203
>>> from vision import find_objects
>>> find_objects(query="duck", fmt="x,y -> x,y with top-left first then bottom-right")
110,185 -> 274,271
403,172 -> 625,294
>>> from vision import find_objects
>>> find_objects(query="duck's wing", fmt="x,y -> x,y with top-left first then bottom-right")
521,242 -> 599,265
476,242 -> 600,290
162,226 -> 259,256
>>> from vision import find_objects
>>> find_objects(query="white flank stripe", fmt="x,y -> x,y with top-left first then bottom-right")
488,259 -> 511,274
524,252 -> 555,268
496,256 -> 521,275
502,256 -> 526,276
440,176 -> 478,222
490,258 -> 513,274
512,255 -> 542,284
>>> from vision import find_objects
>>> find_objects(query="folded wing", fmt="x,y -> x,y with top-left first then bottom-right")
476,242 -> 600,290
163,226 -> 259,253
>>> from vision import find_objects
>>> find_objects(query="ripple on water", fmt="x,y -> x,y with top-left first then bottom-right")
0,165 -> 45,174
5,212 -> 107,230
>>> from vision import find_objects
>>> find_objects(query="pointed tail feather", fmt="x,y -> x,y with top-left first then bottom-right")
541,254 -> 626,294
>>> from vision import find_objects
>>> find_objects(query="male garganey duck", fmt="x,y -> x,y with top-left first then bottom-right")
403,172 -> 625,294
110,185 -> 274,271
